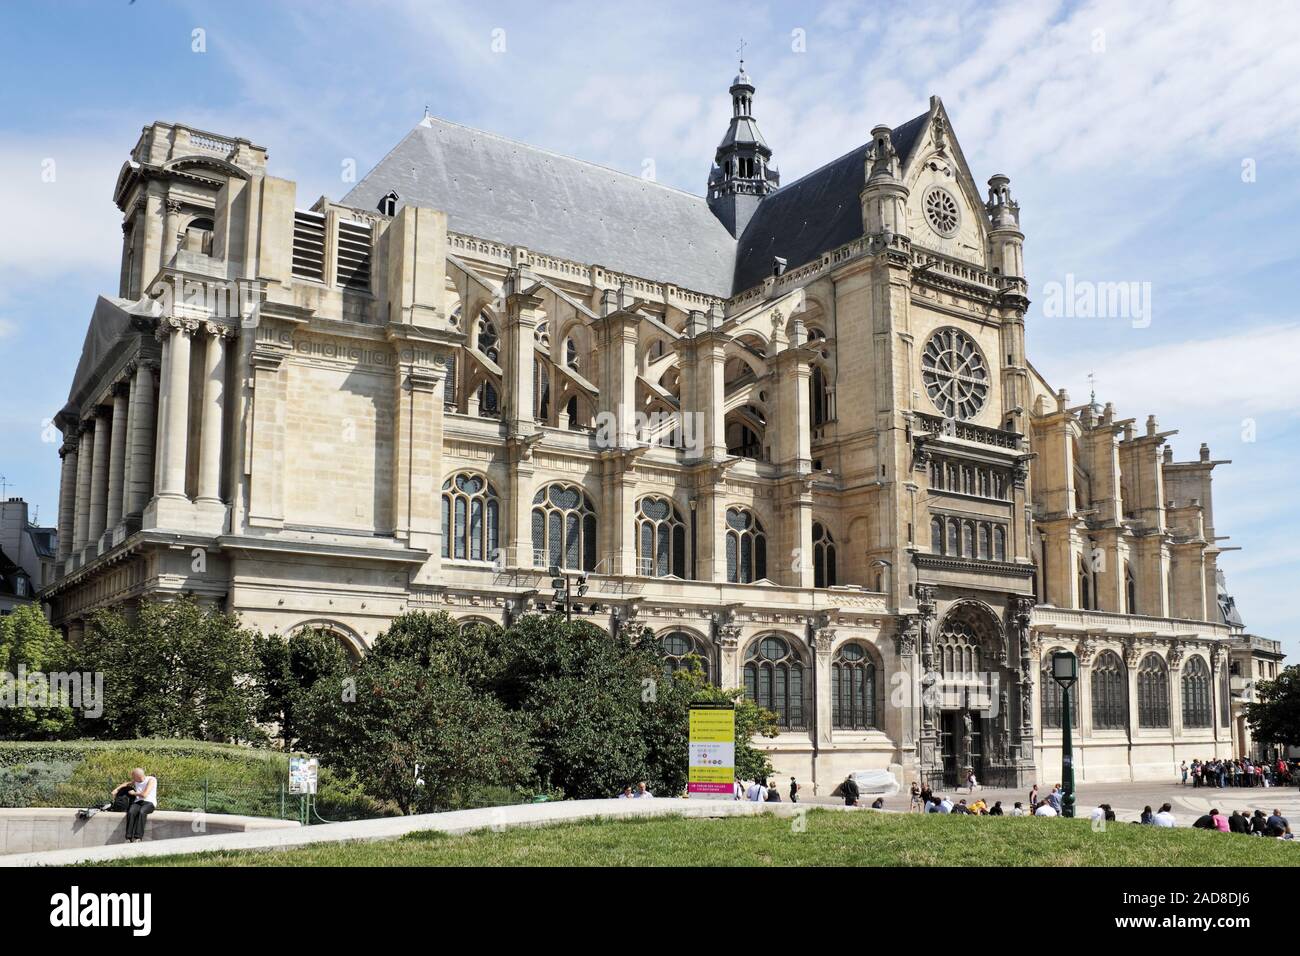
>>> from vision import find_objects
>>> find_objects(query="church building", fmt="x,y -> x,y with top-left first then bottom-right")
43,65 -> 1270,788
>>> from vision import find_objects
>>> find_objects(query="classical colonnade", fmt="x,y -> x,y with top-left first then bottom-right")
56,317 -> 232,569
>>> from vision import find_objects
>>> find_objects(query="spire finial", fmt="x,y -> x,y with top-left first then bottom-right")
737,36 -> 746,70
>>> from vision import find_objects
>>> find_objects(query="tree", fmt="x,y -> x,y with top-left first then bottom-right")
255,627 -> 353,750
79,596 -> 264,743
488,614 -> 662,799
1246,665 -> 1300,750
296,619 -> 534,814
0,604 -> 76,739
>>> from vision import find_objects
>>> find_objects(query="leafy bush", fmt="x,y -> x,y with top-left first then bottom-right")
0,760 -> 77,806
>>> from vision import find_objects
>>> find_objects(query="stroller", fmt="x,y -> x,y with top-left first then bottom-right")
76,787 -> 135,820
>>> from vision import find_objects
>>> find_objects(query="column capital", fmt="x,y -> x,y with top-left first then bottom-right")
111,380 -> 131,399
155,316 -> 199,341
202,320 -> 237,340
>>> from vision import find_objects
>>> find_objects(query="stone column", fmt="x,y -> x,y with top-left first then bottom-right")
126,361 -> 157,515
56,437 -> 78,564
196,323 -> 230,504
105,381 -> 130,531
1168,643 -> 1184,739
156,320 -> 194,499
72,420 -> 94,553
87,406 -> 112,545
163,197 -> 183,264
152,332 -> 171,493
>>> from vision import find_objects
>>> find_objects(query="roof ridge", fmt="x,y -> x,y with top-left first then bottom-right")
763,110 -> 928,196
412,114 -> 712,204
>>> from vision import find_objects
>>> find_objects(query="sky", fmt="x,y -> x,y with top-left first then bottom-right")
0,0 -> 1297,655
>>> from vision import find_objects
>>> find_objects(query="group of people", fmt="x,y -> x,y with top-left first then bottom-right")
735,777 -> 799,803
615,782 -> 654,799
1147,803 -> 1293,838
1180,757 -> 1295,789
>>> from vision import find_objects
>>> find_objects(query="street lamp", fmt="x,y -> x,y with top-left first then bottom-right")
548,565 -> 589,621
1051,651 -> 1078,818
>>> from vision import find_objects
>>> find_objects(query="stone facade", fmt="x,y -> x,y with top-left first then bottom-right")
42,74 -> 1278,791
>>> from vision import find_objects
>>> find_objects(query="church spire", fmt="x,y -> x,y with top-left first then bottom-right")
707,58 -> 779,238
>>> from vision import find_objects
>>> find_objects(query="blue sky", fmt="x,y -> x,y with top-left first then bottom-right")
1,0 -> 1297,655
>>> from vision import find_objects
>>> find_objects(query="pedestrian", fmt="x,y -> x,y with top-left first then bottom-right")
1180,760 -> 1188,786
909,781 -> 921,812
765,781 -> 781,803
841,774 -> 859,807
114,768 -> 158,844
633,781 -> 653,798
1029,783 -> 1039,807
789,776 -> 799,803
965,769 -> 977,793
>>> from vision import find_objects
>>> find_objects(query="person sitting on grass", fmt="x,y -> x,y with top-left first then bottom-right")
1152,803 -> 1177,827
988,800 -> 1003,816
1011,801 -> 1026,816
112,768 -> 158,844
1139,805 -> 1154,825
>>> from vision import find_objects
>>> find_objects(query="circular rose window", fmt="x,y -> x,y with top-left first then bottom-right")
922,327 -> 989,420
923,186 -> 960,237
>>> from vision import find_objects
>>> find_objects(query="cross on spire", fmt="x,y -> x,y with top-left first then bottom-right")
736,36 -> 746,68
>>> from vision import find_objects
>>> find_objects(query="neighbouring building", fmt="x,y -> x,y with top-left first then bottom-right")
41,65 -> 1283,788
0,497 -> 57,615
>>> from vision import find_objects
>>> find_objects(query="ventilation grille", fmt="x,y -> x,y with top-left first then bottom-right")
336,219 -> 372,292
291,210 -> 326,282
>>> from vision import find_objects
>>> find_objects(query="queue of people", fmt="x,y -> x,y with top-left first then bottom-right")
1180,756 -> 1295,789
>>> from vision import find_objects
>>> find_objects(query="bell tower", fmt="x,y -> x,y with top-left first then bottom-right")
707,60 -> 779,238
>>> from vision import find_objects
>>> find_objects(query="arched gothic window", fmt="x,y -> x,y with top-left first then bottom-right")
810,364 -> 832,428
931,517 -> 944,554
531,483 -> 597,571
1137,653 -> 1169,728
440,472 -> 500,562
936,619 -> 981,676
476,313 -> 500,417
978,523 -> 990,560
947,518 -> 960,556
744,636 -> 805,729
962,521 -> 975,557
831,643 -> 878,730
1125,564 -> 1137,615
726,507 -> 767,583
813,521 -> 837,588
1182,656 -> 1212,728
1040,650 -> 1079,729
1090,650 -> 1127,730
993,526 -> 1006,562
1078,560 -> 1093,610
636,496 -> 687,578
660,630 -> 711,682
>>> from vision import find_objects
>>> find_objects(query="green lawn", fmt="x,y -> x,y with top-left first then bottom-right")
99,810 -> 1300,867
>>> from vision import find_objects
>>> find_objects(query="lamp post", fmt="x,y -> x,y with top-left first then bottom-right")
549,565 -> 589,622
1051,650 -> 1078,818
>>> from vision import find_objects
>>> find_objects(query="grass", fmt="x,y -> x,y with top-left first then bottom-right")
0,738 -> 389,821
97,809 -> 1300,867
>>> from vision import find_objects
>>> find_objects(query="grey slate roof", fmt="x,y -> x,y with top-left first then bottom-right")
343,111 -> 929,299
732,111 -> 928,292
342,117 -> 738,297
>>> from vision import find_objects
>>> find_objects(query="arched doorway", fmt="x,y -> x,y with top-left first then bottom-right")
931,601 -> 1014,787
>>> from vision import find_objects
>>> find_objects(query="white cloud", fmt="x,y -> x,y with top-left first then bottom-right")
0,318 -> 16,339
1042,323 -> 1300,421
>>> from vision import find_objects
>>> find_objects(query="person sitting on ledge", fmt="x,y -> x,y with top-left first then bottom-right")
112,768 -> 158,844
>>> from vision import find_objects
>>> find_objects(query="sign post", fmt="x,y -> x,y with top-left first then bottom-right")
289,756 -> 319,825
687,702 -> 735,799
